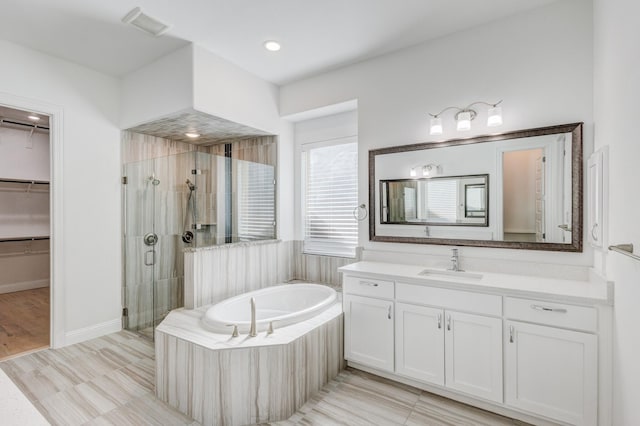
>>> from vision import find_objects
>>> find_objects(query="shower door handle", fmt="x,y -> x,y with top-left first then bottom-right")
144,250 -> 155,266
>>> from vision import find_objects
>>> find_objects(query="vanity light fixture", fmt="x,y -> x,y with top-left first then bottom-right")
185,132 -> 200,139
410,164 -> 440,177
429,100 -> 503,135
422,164 -> 440,177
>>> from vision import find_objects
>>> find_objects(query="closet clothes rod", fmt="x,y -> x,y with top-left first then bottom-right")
0,236 -> 49,243
0,178 -> 49,185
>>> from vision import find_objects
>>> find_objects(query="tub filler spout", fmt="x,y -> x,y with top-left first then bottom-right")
249,297 -> 257,337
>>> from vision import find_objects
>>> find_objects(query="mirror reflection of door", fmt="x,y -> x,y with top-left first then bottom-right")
503,148 -> 544,242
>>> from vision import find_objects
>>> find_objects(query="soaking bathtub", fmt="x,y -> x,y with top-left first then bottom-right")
201,283 -> 337,334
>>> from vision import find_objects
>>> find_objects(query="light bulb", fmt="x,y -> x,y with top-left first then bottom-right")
423,166 -> 430,176
410,167 -> 417,177
487,105 -> 503,127
456,111 -> 472,131
430,116 -> 443,135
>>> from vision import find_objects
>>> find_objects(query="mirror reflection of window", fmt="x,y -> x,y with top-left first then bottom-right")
426,179 -> 458,222
465,184 -> 486,218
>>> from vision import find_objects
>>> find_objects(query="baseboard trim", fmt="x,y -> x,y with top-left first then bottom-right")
0,279 -> 49,294
64,318 -> 122,346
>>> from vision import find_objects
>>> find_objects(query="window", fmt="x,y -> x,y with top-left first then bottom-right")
237,160 -> 276,241
302,139 -> 358,257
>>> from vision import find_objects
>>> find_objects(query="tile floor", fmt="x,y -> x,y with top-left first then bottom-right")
0,330 -> 529,425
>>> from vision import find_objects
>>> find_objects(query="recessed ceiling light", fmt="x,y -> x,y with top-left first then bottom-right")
263,40 -> 281,52
185,132 -> 200,138
28,115 -> 40,121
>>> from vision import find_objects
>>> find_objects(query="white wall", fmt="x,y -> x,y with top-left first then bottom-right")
120,45 -> 194,129
0,40 -> 121,341
280,0 -> 593,266
594,0 -> 640,423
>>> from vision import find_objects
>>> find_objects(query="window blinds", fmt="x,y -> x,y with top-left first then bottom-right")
237,161 -> 276,241
303,140 -> 358,257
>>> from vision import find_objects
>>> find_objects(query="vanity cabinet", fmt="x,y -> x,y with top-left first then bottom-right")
445,311 -> 503,403
343,275 -> 395,372
395,303 -> 503,402
395,302 -> 444,385
504,298 -> 598,426
340,264 -> 608,426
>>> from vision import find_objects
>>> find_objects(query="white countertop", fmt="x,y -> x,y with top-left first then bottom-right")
338,261 -> 612,305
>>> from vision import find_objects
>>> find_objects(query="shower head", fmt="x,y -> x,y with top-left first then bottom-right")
186,179 -> 196,191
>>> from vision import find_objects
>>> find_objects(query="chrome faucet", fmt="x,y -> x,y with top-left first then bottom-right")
249,297 -> 257,337
448,248 -> 463,272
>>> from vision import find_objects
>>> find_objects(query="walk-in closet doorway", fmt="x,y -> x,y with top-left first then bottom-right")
0,93 -> 65,356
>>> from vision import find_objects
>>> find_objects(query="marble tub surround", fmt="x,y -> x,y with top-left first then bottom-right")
184,239 -> 294,309
156,298 -> 342,351
155,302 -> 344,425
339,261 -> 612,305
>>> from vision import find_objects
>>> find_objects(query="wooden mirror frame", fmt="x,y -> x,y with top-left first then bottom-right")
368,122 -> 583,252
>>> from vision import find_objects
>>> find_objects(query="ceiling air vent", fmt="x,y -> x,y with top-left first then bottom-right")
122,7 -> 171,37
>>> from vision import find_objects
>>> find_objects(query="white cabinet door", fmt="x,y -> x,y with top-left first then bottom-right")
444,311 -> 503,403
505,321 -> 597,426
344,294 -> 394,372
395,303 -> 444,385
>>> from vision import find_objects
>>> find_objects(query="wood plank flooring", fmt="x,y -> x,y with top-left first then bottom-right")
1,330 -> 530,426
0,287 -> 50,360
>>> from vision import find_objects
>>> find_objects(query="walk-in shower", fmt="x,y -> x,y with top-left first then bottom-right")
121,134 -> 276,339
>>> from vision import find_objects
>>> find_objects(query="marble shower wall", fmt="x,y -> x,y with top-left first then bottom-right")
155,314 -> 344,425
291,241 -> 362,287
122,132 -> 205,331
184,240 -> 294,309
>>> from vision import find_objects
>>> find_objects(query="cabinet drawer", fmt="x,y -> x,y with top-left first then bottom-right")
504,297 -> 597,333
343,275 -> 394,299
396,283 -> 501,316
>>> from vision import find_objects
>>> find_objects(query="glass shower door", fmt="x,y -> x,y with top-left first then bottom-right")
123,158 -> 158,339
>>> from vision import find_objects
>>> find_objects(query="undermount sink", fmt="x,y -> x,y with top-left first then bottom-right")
418,268 -> 483,280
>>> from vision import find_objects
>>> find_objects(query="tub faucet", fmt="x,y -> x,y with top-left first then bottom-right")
448,248 -> 463,272
249,297 -> 257,337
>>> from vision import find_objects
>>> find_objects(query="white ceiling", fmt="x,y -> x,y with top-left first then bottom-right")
0,0 -> 559,85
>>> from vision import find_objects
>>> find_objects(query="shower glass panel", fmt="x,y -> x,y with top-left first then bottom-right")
123,152 -> 193,339
123,150 -> 276,340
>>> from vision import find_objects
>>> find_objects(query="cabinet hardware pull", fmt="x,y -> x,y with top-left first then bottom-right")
446,315 -> 451,331
387,305 -> 392,319
530,304 -> 568,313
360,281 -> 379,287
509,325 -> 514,343
591,223 -> 599,241
437,313 -> 442,329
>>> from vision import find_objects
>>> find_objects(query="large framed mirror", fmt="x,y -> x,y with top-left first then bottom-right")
369,123 -> 583,251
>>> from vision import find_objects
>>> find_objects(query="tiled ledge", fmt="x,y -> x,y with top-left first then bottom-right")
183,238 -> 281,252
